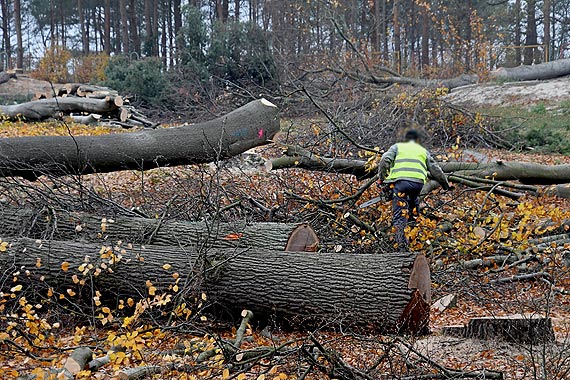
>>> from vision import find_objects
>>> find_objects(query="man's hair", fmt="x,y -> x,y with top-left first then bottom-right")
404,129 -> 420,141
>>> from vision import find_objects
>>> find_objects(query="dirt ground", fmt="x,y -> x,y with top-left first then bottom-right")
446,75 -> 570,107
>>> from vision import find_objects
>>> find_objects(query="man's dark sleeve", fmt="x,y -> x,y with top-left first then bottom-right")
378,144 -> 398,181
426,151 -> 450,190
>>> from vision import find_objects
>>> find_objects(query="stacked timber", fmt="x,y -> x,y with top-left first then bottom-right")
7,83 -> 157,128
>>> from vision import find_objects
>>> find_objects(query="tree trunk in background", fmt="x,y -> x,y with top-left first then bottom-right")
544,0 -> 551,61
145,0 -> 152,54
173,0 -> 182,62
119,0 -> 129,53
59,0 -> 66,48
1,238 -> 431,334
393,0 -> 401,72
524,0 -> 537,65
464,0 -> 472,70
421,1 -> 429,68
372,0 -> 380,52
514,0 -> 521,65
234,0 -> 240,20
152,0 -> 159,56
104,0 -> 111,54
0,99 -> 279,179
78,0 -> 89,54
129,0 -> 141,55
161,0 -> 167,65
14,0 -> 23,69
1,0 -> 11,69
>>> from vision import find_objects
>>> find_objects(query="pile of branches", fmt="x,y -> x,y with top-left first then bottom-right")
13,309 -> 504,380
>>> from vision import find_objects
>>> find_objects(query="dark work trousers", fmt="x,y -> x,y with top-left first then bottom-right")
391,179 -> 424,250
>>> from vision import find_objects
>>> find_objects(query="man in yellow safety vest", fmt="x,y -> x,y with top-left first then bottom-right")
377,129 -> 450,250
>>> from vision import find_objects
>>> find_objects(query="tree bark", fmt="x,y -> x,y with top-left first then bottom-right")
0,99 -> 279,179
104,0 -> 111,54
393,0 -> 401,72
271,148 -> 570,185
514,0 -> 522,66
1,0 -> 11,69
0,206 -> 318,251
119,0 -> 129,53
420,1 -> 429,68
544,0 -> 551,61
0,96 -> 120,121
78,0 -> 89,54
1,238 -> 431,333
489,57 -> 570,81
13,0 -> 23,69
524,0 -> 538,65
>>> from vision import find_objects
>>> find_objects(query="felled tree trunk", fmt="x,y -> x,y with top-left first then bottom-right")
0,206 -> 319,251
2,238 -> 431,334
271,149 -> 570,185
489,58 -> 570,82
0,99 -> 279,180
0,97 -> 121,120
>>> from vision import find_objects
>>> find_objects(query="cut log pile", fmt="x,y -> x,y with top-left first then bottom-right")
2,82 -> 156,128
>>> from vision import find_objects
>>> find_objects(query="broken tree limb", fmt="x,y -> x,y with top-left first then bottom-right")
0,206 -> 318,251
0,98 -> 279,179
0,96 -> 120,121
1,238 -> 430,334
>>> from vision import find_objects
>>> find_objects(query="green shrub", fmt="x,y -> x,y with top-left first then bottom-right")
103,57 -> 170,107
530,103 -> 547,114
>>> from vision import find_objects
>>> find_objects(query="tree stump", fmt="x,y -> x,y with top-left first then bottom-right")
464,314 -> 555,344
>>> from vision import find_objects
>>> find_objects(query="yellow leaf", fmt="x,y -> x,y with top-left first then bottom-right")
10,284 -> 22,292
148,286 -> 157,296
237,374 -> 247,380
35,258 -> 42,268
67,289 -> 76,297
102,307 -> 110,314
61,262 -> 70,271
72,275 -> 79,284
257,375 -> 266,380
162,263 -> 172,270
201,292 -> 207,301
222,369 -> 230,379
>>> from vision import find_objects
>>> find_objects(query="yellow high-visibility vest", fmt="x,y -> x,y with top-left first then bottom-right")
386,142 -> 428,182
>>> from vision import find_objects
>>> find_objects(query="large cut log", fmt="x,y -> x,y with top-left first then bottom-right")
0,206 -> 318,251
0,238 -> 430,334
0,96 -> 120,121
0,99 -> 279,179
